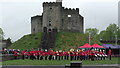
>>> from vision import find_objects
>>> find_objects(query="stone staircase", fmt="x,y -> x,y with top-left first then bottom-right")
40,28 -> 57,49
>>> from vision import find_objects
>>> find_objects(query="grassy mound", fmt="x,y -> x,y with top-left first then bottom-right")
55,32 -> 101,50
9,32 -> 42,50
9,32 -> 101,50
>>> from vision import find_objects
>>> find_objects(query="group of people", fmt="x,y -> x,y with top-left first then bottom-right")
12,48 -> 112,61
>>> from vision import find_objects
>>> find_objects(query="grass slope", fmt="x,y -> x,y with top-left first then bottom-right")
55,32 -> 101,50
9,32 -> 42,50
2,57 -> 119,65
9,32 -> 101,50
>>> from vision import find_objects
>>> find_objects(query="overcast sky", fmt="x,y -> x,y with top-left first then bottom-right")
0,0 -> 119,41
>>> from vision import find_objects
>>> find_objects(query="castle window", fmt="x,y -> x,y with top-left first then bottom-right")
49,23 -> 51,26
33,28 -> 35,32
50,7 -> 52,9
68,15 -> 71,17
49,21 -> 52,26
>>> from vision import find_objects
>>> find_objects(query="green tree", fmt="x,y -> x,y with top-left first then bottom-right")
99,24 -> 120,41
85,28 -> 99,38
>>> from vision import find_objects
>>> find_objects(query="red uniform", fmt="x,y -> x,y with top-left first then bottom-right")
108,50 -> 112,55
45,51 -> 49,56
70,51 -> 74,56
21,51 -> 25,56
14,51 -> 18,59
78,50 -> 83,56
14,51 -> 18,56
25,51 -> 29,56
30,51 -> 34,56
63,51 -> 69,56
48,50 -> 53,55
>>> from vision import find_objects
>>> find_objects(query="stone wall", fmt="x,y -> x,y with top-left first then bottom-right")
31,15 -> 42,33
42,2 -> 62,32
61,7 -> 83,33
31,1 -> 84,33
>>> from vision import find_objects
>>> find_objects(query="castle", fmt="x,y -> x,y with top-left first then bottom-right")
31,0 -> 84,33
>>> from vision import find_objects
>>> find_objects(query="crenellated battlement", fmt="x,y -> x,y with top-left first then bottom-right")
63,7 -> 79,12
43,2 -> 62,7
31,1 -> 83,34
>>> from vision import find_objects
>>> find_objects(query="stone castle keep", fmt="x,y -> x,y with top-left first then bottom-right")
31,0 -> 84,33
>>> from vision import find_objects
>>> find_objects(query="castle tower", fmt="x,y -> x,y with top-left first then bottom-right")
42,2 -> 62,32
31,1 -> 84,34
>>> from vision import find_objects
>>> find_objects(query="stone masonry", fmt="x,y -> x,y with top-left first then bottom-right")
31,0 -> 84,33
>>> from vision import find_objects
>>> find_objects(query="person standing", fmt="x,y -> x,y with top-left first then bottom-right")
69,49 -> 74,61
48,48 -> 53,60
25,50 -> 29,59
91,50 -> 95,61
14,50 -> 18,59
44,49 -> 48,60
108,47 -> 112,60
21,50 -> 25,60
30,49 -> 35,60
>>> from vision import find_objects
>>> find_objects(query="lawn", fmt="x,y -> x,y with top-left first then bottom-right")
0,62 -> 2,65
2,57 -> 119,65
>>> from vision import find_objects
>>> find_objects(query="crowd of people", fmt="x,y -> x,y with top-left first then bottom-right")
1,47 -> 112,61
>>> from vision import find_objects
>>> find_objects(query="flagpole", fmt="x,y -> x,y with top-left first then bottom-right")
89,33 -> 91,45
115,35 -> 117,45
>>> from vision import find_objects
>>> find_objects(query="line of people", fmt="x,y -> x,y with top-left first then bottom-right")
13,48 -> 112,61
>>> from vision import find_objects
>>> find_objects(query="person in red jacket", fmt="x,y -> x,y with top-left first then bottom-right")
108,47 -> 112,60
35,50 -> 39,60
30,49 -> 36,60
58,50 -> 62,60
55,50 -> 59,60
73,51 -> 77,60
21,50 -> 25,60
69,49 -> 74,61
79,49 -> 83,61
40,49 -> 44,60
44,49 -> 49,60
48,48 -> 53,60
14,50 -> 18,59
25,50 -> 29,59
63,51 -> 69,60
91,50 -> 95,61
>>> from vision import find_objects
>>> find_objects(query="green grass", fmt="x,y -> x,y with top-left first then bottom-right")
2,57 -> 119,65
55,32 -> 101,50
8,32 -> 101,50
9,32 -> 42,50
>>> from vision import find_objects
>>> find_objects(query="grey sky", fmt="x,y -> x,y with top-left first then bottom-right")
0,0 -> 119,41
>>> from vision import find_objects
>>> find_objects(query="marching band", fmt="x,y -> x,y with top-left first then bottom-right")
13,48 -> 111,61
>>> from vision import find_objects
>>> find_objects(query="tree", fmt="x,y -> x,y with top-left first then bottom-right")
85,28 -> 99,38
0,28 -> 4,40
99,24 -> 120,41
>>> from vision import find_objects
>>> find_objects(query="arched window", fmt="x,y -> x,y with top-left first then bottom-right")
48,29 -> 52,32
